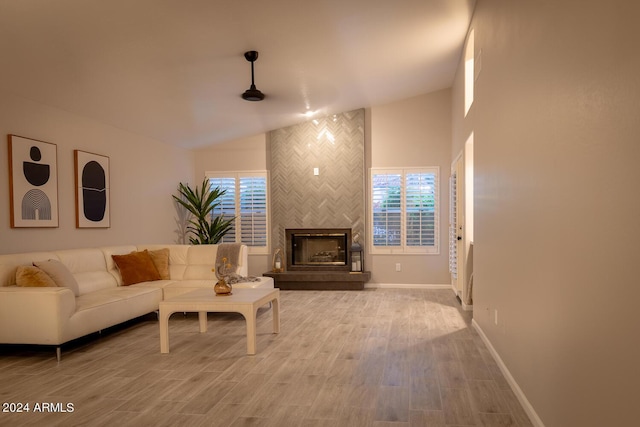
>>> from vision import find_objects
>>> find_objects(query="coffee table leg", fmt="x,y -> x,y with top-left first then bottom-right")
272,297 -> 280,334
243,308 -> 257,355
159,308 -> 173,353
198,311 -> 207,332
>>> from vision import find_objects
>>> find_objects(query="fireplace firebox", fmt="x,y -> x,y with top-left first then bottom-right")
286,228 -> 351,271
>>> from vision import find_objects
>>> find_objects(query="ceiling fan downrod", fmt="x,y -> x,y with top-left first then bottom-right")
242,50 -> 265,101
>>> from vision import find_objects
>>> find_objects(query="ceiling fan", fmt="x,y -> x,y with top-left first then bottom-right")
241,51 -> 265,101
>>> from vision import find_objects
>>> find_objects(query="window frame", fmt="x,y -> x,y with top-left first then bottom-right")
205,170 -> 270,255
370,167 -> 440,255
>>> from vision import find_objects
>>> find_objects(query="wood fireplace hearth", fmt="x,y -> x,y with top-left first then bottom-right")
263,270 -> 371,290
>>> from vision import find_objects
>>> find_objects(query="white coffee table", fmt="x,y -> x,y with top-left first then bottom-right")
159,287 -> 280,355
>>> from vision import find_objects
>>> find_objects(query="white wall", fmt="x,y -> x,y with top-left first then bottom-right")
368,89 -> 452,285
0,92 -> 193,254
453,1 -> 640,426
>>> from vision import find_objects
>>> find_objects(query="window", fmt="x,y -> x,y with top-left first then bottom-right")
464,28 -> 475,117
206,171 -> 269,254
371,167 -> 439,254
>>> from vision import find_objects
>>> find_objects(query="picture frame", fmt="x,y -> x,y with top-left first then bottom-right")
74,150 -> 110,228
8,134 -> 59,228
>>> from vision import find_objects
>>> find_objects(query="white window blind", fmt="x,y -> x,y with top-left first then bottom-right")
239,176 -> 267,247
406,172 -> 437,247
372,172 -> 402,247
209,176 -> 237,244
449,172 -> 458,278
371,167 -> 439,254
206,171 -> 269,254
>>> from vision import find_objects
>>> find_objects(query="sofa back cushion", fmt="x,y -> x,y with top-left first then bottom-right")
182,244 -> 249,280
135,244 -> 248,281
183,245 -> 219,281
33,259 -> 81,296
55,249 -> 117,295
136,245 -> 189,280
0,251 -> 59,287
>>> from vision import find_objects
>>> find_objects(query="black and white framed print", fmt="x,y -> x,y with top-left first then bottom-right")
74,150 -> 110,228
8,134 -> 59,228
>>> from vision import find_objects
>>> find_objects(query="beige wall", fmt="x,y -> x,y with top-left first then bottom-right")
454,1 -> 640,426
193,134 -> 270,275
369,89 -> 452,285
193,133 -> 268,178
0,92 -> 193,254
193,94 -> 452,284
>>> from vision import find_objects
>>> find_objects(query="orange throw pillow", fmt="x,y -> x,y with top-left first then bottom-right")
112,250 -> 161,286
148,248 -> 170,280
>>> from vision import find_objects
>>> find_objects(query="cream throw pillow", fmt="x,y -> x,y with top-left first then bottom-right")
33,259 -> 81,296
15,265 -> 57,287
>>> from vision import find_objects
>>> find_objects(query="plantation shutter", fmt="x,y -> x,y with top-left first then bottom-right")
448,172 -> 458,278
406,171 -> 437,247
207,171 -> 269,254
371,167 -> 440,254
209,177 -> 237,243
372,172 -> 402,247
239,175 -> 267,247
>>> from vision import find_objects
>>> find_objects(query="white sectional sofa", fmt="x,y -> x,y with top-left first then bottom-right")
0,244 -> 273,360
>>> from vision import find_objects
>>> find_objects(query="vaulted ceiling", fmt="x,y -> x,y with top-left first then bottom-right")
0,0 -> 475,148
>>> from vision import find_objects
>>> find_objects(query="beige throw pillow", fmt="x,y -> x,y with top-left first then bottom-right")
148,248 -> 170,280
33,259 -> 80,296
15,265 -> 57,287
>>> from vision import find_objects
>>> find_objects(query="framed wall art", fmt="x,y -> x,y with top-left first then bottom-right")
74,150 -> 110,228
8,134 -> 59,228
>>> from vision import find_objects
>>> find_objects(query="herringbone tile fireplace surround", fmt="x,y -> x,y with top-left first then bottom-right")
269,109 -> 365,250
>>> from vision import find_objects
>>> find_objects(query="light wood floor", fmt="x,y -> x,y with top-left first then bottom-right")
0,289 -> 533,426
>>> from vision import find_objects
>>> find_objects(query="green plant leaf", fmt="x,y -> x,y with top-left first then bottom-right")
173,178 -> 236,245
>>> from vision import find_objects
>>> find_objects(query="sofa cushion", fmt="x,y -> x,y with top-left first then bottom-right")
112,250 -> 161,286
183,245 -> 220,280
66,286 -> 161,343
34,259 -> 81,296
15,266 -> 57,287
55,248 -> 117,295
148,248 -> 170,280
136,245 -> 189,280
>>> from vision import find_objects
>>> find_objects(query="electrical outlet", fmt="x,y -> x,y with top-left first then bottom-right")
494,309 -> 498,325
395,263 -> 401,272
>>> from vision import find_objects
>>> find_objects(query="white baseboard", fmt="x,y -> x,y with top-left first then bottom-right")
472,319 -> 545,427
364,283 -> 451,289
461,301 -> 473,311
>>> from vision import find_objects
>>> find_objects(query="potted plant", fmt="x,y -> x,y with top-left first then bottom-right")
173,178 -> 235,244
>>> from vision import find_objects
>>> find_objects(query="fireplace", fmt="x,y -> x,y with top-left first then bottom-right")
286,228 -> 351,271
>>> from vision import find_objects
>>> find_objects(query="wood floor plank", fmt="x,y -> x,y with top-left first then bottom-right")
306,382 -> 351,420
441,387 -> 476,426
374,385 -> 411,422
0,289 -> 533,427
